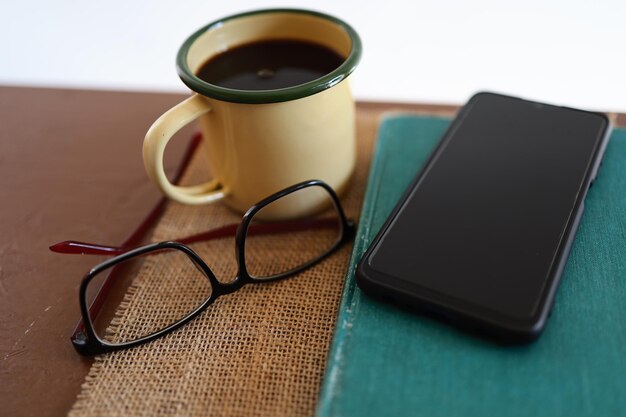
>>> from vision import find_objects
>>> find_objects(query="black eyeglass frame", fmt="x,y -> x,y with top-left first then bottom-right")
72,179 -> 355,355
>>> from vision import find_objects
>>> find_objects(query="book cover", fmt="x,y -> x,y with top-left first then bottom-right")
316,115 -> 626,417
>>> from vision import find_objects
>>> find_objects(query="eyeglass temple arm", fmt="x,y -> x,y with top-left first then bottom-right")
49,241 -> 126,255
51,217 -> 341,256
49,223 -> 241,255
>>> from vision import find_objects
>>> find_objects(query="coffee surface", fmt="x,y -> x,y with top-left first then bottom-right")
196,40 -> 344,90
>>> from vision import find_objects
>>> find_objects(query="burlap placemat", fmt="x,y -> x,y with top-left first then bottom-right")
69,121 -> 375,417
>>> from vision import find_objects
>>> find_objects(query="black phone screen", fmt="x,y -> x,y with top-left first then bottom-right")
367,93 -> 608,321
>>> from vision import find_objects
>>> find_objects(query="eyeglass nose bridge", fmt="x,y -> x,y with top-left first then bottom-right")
173,241 -> 235,293
178,239 -> 250,297
213,275 -> 248,296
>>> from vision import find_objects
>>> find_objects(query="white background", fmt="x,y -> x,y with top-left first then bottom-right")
2,0 -> 625,111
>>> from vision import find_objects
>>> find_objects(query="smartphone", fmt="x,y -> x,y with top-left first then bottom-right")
356,92 -> 611,342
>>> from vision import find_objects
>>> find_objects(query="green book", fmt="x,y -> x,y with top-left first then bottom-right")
316,115 -> 626,417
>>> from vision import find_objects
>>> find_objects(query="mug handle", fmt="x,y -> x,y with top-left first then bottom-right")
143,94 -> 226,205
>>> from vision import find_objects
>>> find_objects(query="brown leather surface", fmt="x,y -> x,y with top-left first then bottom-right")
0,86 -> 622,417
0,86 -> 194,417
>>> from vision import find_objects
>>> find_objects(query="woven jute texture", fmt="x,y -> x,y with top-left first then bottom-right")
69,124 -> 374,417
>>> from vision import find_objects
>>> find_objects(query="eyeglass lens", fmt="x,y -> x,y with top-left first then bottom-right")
244,185 -> 342,279
86,249 -> 212,345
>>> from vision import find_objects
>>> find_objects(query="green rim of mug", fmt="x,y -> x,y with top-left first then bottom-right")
176,8 -> 362,104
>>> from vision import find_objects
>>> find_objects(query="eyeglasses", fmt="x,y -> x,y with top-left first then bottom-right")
51,180 -> 355,355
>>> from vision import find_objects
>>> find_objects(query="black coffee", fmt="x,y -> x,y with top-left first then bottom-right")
196,40 -> 344,90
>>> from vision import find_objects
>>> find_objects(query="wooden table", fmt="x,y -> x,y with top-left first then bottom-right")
0,86 -> 623,417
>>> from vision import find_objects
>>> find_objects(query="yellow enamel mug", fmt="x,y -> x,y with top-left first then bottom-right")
143,9 -> 362,218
